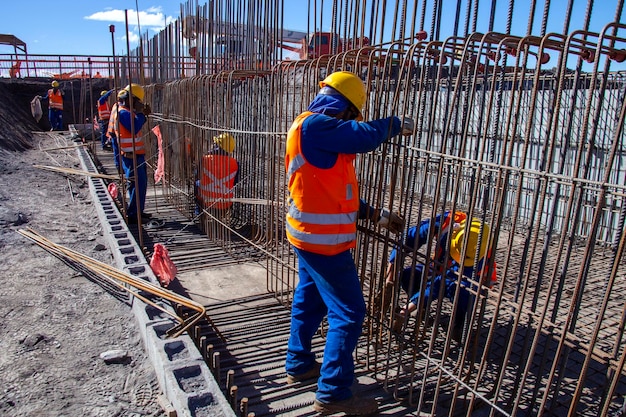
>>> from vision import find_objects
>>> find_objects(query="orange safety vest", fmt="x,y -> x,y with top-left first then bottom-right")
432,211 -> 467,276
114,107 -> 145,155
47,89 -> 63,110
285,111 -> 360,255
97,98 -> 111,120
107,103 -> 118,139
199,153 -> 238,209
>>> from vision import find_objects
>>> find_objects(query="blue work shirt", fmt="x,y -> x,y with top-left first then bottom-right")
302,92 -> 402,219
98,89 -> 114,105
117,105 -> 146,134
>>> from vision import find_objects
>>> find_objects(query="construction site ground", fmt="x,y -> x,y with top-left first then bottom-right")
2,129 -> 624,417
0,131 -> 165,417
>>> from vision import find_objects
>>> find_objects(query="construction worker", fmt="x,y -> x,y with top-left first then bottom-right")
197,133 -> 240,210
196,133 -> 240,236
384,212 -> 497,337
107,90 -> 124,174
36,80 -> 64,131
97,89 -> 114,150
9,60 -> 21,78
114,83 -> 151,224
284,70 -> 413,416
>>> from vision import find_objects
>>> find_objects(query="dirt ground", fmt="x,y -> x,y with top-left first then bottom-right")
0,129 -> 166,416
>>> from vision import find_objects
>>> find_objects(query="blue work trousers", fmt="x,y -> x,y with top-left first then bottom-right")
98,119 -> 109,149
49,109 -> 63,131
110,134 -> 120,171
122,154 -> 147,218
400,264 -> 470,317
286,247 -> 366,403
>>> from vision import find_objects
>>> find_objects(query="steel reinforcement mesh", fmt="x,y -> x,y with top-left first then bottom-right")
128,2 -> 626,416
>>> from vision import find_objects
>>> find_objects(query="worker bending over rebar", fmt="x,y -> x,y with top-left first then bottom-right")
383,211 -> 497,340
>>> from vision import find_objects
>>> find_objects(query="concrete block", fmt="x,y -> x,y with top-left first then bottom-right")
76,144 -> 235,417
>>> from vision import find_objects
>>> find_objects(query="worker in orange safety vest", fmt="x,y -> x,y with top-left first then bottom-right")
197,133 -> 240,211
97,89 -> 114,150
284,70 -> 414,416
36,80 -> 64,131
106,90 -> 125,173
114,83 -> 151,224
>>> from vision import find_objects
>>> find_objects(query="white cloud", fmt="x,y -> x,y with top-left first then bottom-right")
122,31 -> 140,45
85,7 -> 172,29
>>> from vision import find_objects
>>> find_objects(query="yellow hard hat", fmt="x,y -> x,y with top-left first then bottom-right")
100,90 -> 108,96
449,218 -> 490,267
319,71 -> 366,119
213,133 -> 235,153
51,80 -> 59,88
120,83 -> 145,101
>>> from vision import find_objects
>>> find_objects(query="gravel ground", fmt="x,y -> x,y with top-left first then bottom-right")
0,131 -> 165,417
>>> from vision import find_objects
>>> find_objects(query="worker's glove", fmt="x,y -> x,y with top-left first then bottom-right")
376,208 -> 405,234
401,116 -> 415,136
143,104 -> 152,116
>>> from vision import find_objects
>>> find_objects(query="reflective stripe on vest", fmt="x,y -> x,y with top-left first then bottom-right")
285,111 -> 360,255
287,201 -> 357,225
199,154 -> 238,209
115,108 -> 145,154
48,89 -> 63,110
107,103 -> 118,138
98,100 -> 111,120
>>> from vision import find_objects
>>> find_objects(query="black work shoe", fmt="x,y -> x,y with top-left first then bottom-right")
286,362 -> 321,384
313,395 -> 378,415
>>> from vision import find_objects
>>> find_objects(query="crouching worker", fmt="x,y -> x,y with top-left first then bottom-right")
114,83 -> 151,224
384,212 -> 497,339
196,133 -> 239,236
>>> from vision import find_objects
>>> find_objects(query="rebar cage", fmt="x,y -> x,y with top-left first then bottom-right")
8,0 -> 626,415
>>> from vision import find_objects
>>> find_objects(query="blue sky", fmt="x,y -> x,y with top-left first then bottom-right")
0,1 -> 309,56
1,2 -> 180,56
0,1 -> 622,57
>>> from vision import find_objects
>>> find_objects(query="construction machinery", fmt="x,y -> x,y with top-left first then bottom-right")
182,14 -> 371,63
